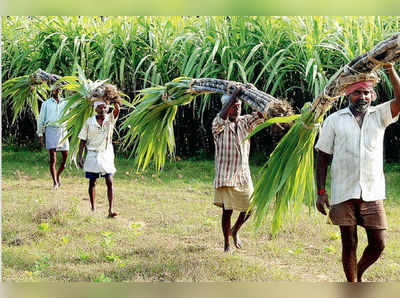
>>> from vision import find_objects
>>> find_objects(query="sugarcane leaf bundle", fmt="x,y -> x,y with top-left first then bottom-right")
121,77 -> 294,172
57,65 -> 131,164
250,33 -> 400,235
2,71 -> 51,122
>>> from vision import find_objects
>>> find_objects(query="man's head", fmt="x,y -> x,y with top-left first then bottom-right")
51,86 -> 61,98
94,100 -> 108,116
345,81 -> 376,113
221,94 -> 241,121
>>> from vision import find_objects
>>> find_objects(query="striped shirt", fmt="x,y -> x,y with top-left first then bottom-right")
212,112 -> 265,188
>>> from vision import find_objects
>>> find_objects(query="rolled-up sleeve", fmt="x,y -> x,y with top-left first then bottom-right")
212,114 -> 229,136
244,112 -> 265,133
315,115 -> 335,155
379,99 -> 400,128
78,120 -> 89,141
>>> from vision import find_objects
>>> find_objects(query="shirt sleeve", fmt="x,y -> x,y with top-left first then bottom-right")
212,114 -> 229,136
78,120 -> 89,141
378,99 -> 400,128
36,101 -> 47,137
244,112 -> 265,132
315,115 -> 335,155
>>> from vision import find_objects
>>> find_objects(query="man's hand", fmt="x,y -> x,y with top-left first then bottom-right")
39,136 -> 44,149
316,193 -> 330,215
383,62 -> 394,71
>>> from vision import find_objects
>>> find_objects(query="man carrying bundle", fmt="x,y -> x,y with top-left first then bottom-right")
37,85 -> 69,189
212,86 -> 266,252
315,63 -> 400,282
78,97 -> 120,218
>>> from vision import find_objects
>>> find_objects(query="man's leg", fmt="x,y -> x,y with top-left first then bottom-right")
48,149 -> 58,188
105,175 -> 117,218
222,207 -> 233,252
357,229 -> 386,282
340,225 -> 358,282
56,150 -> 68,187
88,178 -> 97,211
231,211 -> 251,249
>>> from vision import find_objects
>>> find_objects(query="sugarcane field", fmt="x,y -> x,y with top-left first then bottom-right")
2,16 -> 400,282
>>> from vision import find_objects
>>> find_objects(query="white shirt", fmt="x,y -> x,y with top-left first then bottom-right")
315,100 -> 399,205
78,113 -> 117,174
36,97 -> 68,137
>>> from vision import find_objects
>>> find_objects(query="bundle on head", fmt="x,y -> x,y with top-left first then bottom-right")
250,32 -> 400,235
57,66 -> 129,164
2,69 -> 65,122
121,77 -> 296,172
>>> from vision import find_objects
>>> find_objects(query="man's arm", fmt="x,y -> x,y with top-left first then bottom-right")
384,63 -> 400,118
219,87 -> 241,120
78,140 -> 87,169
37,101 -> 47,148
113,102 -> 120,119
315,150 -> 332,215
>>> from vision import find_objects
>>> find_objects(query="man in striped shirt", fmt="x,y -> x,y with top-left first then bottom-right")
212,86 -> 265,252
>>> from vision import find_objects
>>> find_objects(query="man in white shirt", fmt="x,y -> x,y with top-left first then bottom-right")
37,86 -> 69,189
78,98 -> 120,218
315,63 -> 400,282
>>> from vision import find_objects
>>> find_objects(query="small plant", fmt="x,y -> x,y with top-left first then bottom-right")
33,255 -> 50,272
61,236 -> 69,244
324,246 -> 336,254
328,231 -> 340,241
105,253 -> 120,263
38,223 -> 50,232
101,231 -> 115,248
78,252 -> 90,262
93,273 -> 112,283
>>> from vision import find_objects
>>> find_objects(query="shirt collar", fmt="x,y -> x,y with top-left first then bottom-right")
338,105 -> 376,116
49,97 -> 63,104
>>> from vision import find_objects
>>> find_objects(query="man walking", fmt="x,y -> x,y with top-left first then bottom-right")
37,85 -> 69,189
315,63 -> 400,282
212,86 -> 266,252
78,98 -> 120,218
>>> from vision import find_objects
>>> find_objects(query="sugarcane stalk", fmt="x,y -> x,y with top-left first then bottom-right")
250,32 -> 400,235
122,77 -> 294,172
313,32 -> 400,120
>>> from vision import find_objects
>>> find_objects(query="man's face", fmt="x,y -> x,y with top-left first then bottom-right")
95,104 -> 108,116
229,101 -> 242,120
349,87 -> 373,113
52,88 -> 60,98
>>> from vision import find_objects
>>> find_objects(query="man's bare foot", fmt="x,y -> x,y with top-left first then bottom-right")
108,212 -> 118,218
232,230 -> 242,249
224,244 -> 231,253
53,183 -> 59,190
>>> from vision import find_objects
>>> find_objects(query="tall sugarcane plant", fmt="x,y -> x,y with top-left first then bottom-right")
121,77 -> 295,172
249,32 -> 400,234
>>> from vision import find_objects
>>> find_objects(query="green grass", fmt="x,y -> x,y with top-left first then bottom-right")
2,147 -> 400,281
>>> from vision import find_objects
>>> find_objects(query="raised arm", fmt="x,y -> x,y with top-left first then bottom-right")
219,87 -> 242,120
384,63 -> 400,118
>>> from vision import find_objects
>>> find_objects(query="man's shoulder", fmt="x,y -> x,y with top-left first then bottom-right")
325,108 -> 349,121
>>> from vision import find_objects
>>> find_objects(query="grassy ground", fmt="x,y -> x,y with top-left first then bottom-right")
2,146 -> 400,282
